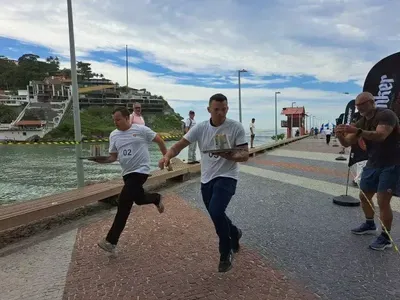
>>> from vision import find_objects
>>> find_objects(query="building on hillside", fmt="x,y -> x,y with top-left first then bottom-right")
78,78 -> 113,87
0,90 -> 29,107
28,76 -> 71,103
79,85 -> 166,113
23,77 -> 169,116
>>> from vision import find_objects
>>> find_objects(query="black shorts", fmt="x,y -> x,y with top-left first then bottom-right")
251,134 -> 255,138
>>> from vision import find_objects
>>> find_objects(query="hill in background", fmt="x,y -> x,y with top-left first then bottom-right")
43,106 -> 184,140
0,53 -> 185,139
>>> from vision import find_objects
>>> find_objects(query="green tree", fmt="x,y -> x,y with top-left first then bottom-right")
0,53 -> 112,90
77,61 -> 93,80
59,68 -> 71,78
0,57 -> 18,90
0,104 -> 18,123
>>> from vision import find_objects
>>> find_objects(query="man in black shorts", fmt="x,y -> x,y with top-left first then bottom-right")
336,92 -> 400,251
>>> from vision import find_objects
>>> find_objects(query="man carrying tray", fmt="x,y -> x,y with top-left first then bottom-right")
158,93 -> 249,272
89,107 -> 167,254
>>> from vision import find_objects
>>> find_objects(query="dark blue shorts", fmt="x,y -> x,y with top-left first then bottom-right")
359,165 -> 400,194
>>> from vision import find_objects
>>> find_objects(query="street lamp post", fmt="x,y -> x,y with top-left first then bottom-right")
67,0 -> 84,187
238,69 -> 247,123
274,91 -> 281,138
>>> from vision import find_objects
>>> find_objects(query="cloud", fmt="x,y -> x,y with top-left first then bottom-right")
2,1 -> 399,81
1,0 -> 399,128
59,58 -> 354,127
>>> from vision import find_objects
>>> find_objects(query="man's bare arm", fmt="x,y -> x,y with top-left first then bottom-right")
231,144 -> 249,162
91,152 -> 118,163
153,134 -> 168,156
359,125 -> 394,142
165,138 -> 191,159
337,133 -> 358,147
217,144 -> 249,162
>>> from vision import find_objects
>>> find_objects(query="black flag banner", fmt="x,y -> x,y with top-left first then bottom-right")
363,51 -> 400,115
336,113 -> 344,126
341,99 -> 366,167
343,100 -> 355,125
348,52 -> 400,167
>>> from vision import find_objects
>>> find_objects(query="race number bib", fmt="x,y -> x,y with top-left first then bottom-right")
120,147 -> 133,157
208,153 -> 220,159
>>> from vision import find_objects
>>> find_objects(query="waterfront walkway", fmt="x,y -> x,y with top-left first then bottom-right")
1,137 -> 400,300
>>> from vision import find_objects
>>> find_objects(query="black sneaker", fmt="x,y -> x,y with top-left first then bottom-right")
154,194 -> 165,213
232,228 -> 242,253
218,251 -> 233,273
369,234 -> 392,251
351,222 -> 377,235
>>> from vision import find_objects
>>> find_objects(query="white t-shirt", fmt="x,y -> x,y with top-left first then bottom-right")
185,117 -> 196,130
109,124 -> 156,176
325,128 -> 332,135
249,122 -> 255,135
183,118 -> 247,184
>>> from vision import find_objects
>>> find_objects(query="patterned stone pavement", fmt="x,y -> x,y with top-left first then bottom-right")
1,137 -> 400,300
62,195 -> 316,300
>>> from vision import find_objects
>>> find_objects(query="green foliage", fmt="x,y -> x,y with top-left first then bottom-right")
0,104 -> 18,123
0,53 -> 102,90
44,107 -> 183,140
44,106 -> 115,139
145,113 -> 183,133
0,53 -> 181,139
271,133 -> 285,141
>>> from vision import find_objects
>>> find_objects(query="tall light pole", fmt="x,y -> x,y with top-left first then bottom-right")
274,91 -> 281,138
238,69 -> 247,123
67,0 -> 84,188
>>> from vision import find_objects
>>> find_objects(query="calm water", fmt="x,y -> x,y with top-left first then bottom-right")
0,131 -> 276,205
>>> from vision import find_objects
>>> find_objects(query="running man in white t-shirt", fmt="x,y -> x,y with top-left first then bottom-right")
159,93 -> 249,272
89,107 -> 167,253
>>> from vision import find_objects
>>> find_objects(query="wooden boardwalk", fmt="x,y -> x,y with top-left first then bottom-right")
0,135 -> 308,234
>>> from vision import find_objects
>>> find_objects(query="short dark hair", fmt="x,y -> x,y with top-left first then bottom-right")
113,107 -> 130,118
252,118 -> 255,121
209,93 -> 228,105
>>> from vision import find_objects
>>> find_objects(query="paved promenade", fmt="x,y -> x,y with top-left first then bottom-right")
1,137 -> 400,300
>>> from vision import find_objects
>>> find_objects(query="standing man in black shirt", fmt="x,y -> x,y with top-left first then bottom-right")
336,92 -> 400,251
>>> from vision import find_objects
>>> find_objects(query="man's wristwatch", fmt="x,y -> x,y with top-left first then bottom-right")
356,128 -> 363,137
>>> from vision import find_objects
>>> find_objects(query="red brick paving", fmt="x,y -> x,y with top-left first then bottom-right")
63,194 -> 318,300
283,136 -> 349,154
